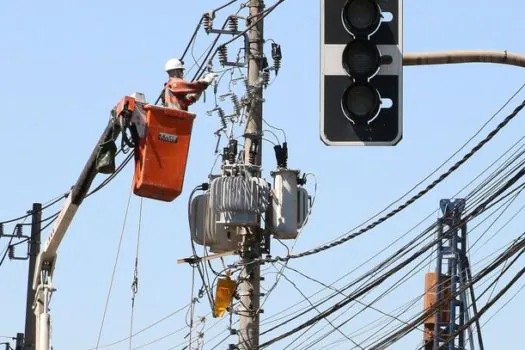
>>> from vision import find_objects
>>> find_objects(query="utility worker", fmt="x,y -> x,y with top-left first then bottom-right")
163,58 -> 217,110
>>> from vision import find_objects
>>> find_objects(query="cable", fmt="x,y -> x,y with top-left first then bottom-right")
260,98 -> 525,264
87,152 -> 133,198
437,263 -> 525,350
87,304 -> 191,350
259,170 -> 525,348
276,266 -> 365,350
221,0 -> 286,48
94,188 -> 133,349
192,17 -> 234,81
263,118 -> 287,143
0,218 -> 29,267
372,234 -> 525,349
181,18 -> 204,63
479,279 -> 525,328
128,198 -> 143,350
272,84 -> 525,256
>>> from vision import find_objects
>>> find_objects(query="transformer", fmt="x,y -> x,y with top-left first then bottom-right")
270,169 -> 311,240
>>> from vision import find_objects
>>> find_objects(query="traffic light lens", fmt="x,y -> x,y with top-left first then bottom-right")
342,83 -> 381,123
342,0 -> 381,36
343,39 -> 380,79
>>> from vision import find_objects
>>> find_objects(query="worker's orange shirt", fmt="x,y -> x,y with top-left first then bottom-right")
164,77 -> 208,110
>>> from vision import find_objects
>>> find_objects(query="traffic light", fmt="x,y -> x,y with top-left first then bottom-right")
320,0 -> 403,146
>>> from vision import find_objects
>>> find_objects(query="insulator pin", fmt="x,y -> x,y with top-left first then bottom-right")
218,46 -> 228,66
203,13 -> 213,32
228,16 -> 239,32
271,43 -> 282,75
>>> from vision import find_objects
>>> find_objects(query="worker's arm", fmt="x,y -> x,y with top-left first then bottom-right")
169,73 -> 217,93
166,80 -> 208,95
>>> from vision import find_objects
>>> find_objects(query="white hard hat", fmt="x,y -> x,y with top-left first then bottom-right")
165,58 -> 184,72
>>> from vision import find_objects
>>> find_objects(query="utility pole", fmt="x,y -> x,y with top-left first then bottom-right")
24,203 -> 41,350
239,0 -> 264,349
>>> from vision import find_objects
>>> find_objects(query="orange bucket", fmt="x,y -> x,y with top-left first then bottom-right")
133,104 -> 196,202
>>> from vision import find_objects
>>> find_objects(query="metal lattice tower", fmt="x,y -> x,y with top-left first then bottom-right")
423,199 -> 484,350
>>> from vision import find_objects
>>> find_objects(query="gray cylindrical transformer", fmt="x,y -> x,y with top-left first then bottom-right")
271,169 -> 299,239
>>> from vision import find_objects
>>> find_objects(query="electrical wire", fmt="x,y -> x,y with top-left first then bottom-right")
192,16 -> 235,81
258,168 -> 525,348
128,198 -> 143,350
371,233 -> 525,349
221,0 -> 286,48
87,304 -> 191,350
259,98 -> 525,264
437,262 -> 525,350
0,218 -> 28,267
263,118 -> 287,143
94,187 -> 133,349
292,217 -> 525,350
326,83 -> 525,247
274,264 -> 365,350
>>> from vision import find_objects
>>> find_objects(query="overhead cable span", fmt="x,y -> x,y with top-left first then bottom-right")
261,98 -> 525,264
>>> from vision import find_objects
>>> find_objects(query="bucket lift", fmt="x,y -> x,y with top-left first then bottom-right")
31,93 -> 198,350
115,94 -> 196,202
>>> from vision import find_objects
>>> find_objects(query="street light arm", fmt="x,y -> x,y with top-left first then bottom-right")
403,50 -> 525,68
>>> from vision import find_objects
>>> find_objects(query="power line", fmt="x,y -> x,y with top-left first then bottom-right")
259,161 -> 525,344
94,188 -> 133,349
275,265 -> 365,350
87,304 -> 191,349
371,233 -> 525,349
260,98 -> 525,264
302,83 -> 525,251
258,167 -> 525,348
220,0 -> 286,48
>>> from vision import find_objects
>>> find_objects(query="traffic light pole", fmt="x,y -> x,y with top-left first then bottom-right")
238,0 -> 264,349
404,50 -> 525,68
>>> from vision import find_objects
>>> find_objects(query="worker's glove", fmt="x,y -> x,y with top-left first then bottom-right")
200,72 -> 218,85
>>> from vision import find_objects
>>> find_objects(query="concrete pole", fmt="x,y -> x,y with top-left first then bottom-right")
238,0 -> 264,349
24,203 -> 42,350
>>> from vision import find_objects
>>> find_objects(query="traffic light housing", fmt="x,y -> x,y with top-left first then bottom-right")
321,0 -> 403,146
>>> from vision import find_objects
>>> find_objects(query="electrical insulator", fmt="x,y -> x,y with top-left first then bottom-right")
228,16 -> 239,32
262,71 -> 270,89
203,13 -> 213,32
15,224 -> 22,236
262,57 -> 270,88
227,139 -> 238,164
217,107 -> 227,130
271,43 -> 282,75
218,93 -> 229,102
231,94 -> 241,116
262,70 -> 270,89
0,223 -> 3,235
8,245 -> 15,259
231,76 -> 245,86
218,45 -> 228,66
249,139 -> 259,165
244,79 -> 254,97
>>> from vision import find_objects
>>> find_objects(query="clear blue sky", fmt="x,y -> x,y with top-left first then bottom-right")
1,0 -> 525,349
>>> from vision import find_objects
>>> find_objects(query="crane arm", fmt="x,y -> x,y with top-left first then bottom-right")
33,119 -> 120,289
